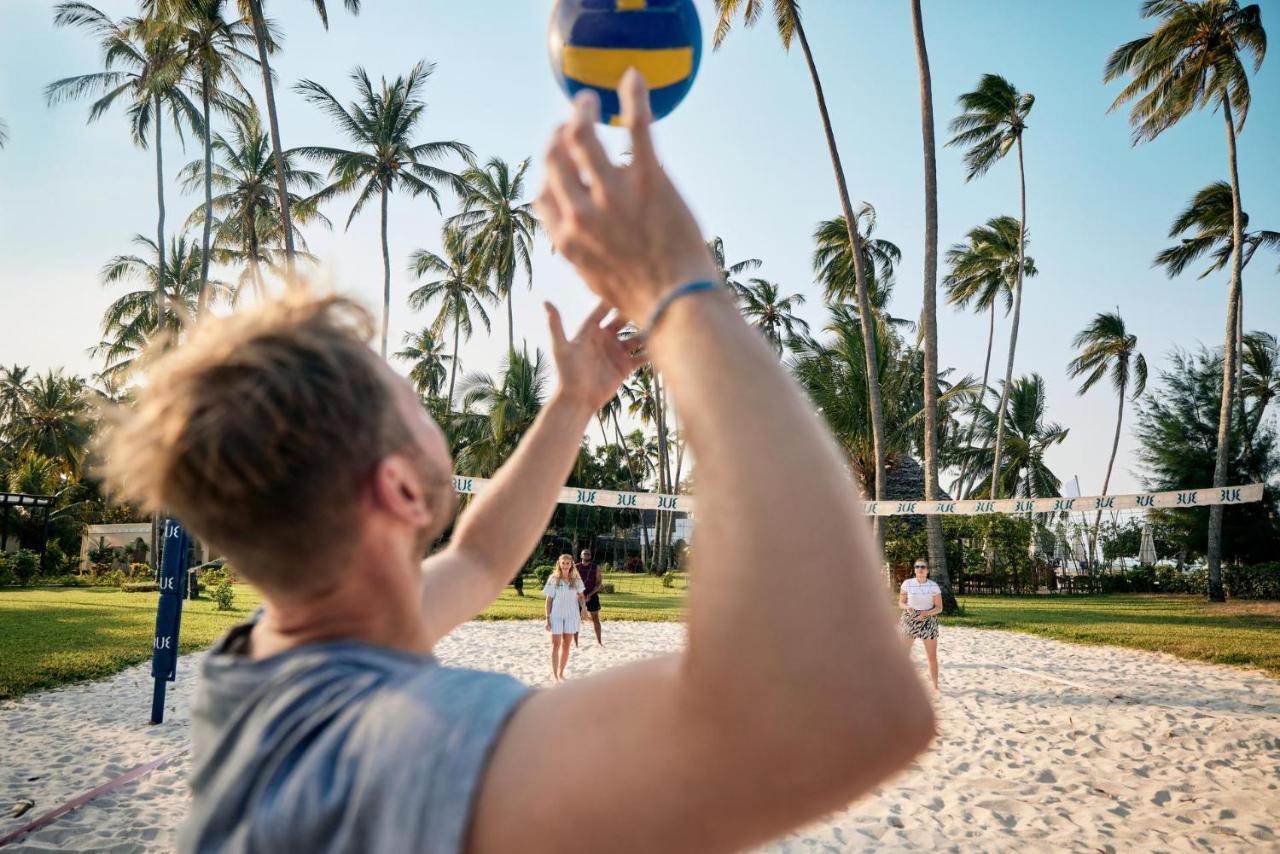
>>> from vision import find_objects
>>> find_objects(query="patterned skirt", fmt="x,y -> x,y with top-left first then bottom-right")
901,611 -> 940,640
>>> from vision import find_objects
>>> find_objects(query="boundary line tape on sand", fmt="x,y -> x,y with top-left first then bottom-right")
0,747 -> 189,848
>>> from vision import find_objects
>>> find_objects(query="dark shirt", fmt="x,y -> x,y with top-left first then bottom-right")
577,562 -> 600,597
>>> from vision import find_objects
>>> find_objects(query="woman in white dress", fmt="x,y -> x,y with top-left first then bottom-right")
899,558 -> 943,691
544,554 -> 586,681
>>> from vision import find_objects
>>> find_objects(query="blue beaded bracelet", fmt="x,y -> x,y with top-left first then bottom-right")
641,279 -> 720,338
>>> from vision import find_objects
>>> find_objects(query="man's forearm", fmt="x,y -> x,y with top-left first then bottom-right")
449,392 -> 594,578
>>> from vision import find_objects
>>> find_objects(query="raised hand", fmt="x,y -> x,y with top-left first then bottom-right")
545,300 -> 646,413
534,70 -> 718,325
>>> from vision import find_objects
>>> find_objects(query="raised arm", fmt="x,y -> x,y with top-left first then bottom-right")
418,304 -> 641,646
470,74 -> 933,854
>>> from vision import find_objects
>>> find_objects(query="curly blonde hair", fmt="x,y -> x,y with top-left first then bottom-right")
98,293 -> 415,592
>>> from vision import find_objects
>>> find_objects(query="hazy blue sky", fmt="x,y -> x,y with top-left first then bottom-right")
2,0 -> 1277,495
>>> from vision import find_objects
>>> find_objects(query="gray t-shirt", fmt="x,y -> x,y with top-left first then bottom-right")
180,618 -> 530,853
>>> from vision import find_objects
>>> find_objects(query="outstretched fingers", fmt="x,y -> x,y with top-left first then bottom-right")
619,69 -> 656,172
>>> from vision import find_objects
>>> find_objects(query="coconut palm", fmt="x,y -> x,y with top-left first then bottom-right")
1067,311 -> 1148,563
144,0 -> 257,315
394,329 -> 452,399
447,157 -> 537,355
1106,0 -> 1266,601
909,0 -> 952,608
1155,180 -> 1279,426
3,371 -> 92,479
1240,331 -> 1279,449
296,61 -> 473,358
790,306 -> 976,497
0,366 -> 33,430
739,279 -> 809,355
813,208 -> 912,335
408,228 -> 495,411
237,0 -> 360,272
947,73 -> 1034,499
706,236 -> 763,300
93,234 -> 226,379
454,349 -> 550,477
713,0 -> 889,520
47,3 -> 202,331
956,374 -> 1067,500
180,110 -> 327,300
944,216 -> 1038,496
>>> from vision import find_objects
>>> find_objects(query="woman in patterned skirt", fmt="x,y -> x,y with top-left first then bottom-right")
899,558 -> 943,691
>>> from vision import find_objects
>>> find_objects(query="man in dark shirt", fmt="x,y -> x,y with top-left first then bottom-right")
577,549 -> 603,645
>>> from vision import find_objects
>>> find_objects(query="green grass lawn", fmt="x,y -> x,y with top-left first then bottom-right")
0,577 -> 684,701
3,586 -> 1276,702
951,594 -> 1280,677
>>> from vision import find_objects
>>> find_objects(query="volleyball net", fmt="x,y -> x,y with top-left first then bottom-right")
449,475 -> 1269,597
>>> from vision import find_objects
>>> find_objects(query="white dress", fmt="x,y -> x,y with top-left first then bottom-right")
544,577 -> 585,635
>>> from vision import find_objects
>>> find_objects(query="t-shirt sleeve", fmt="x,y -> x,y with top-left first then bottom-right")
575,579 -> 585,594
899,580 -> 910,592
368,667 -> 531,854
543,579 -> 555,598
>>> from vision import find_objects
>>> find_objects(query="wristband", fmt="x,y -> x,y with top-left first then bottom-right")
641,279 -> 720,338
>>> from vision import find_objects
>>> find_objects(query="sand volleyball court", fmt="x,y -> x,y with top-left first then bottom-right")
3,622 -> 1278,852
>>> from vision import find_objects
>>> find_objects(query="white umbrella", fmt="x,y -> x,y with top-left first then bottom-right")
1139,522 -> 1157,566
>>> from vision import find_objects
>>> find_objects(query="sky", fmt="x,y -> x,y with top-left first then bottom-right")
1,0 -> 1277,497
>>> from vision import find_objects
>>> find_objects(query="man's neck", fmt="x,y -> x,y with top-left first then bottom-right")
248,563 -> 430,660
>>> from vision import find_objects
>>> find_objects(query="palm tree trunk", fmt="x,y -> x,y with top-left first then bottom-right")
1090,382 -> 1126,564
792,19 -> 887,553
448,315 -> 461,414
197,71 -> 214,317
1234,292 -> 1252,462
154,94 -> 167,332
506,289 -> 515,356
379,185 -> 391,358
990,136 -> 1027,499
1207,94 -> 1244,603
613,417 -> 650,567
654,373 -> 672,572
910,0 -> 954,613
247,0 -> 296,276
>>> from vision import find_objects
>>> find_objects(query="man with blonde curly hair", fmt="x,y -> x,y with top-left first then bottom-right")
107,75 -> 931,854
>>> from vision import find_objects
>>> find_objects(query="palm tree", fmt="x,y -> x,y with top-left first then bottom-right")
739,279 -> 809,354
455,349 -> 550,477
1067,311 -> 1148,564
909,0 -> 953,609
47,2 -> 201,332
146,0 -> 257,315
956,374 -> 1067,500
408,228 -> 495,410
706,236 -> 763,300
1106,0 -> 1266,601
0,119 -> 9,149
947,73 -> 1034,500
1240,332 -> 1279,448
813,208 -> 912,338
944,216 -> 1038,497
237,0 -> 360,273
790,306 -> 976,498
447,157 -> 537,354
296,61 -> 473,358
1155,180 -> 1279,432
713,0 -> 889,523
180,109 -> 327,300
394,329 -> 451,399
3,372 -> 93,479
93,234 -> 226,379
0,366 -> 33,429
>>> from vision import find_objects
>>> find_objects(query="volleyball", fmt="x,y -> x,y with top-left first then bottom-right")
548,0 -> 703,125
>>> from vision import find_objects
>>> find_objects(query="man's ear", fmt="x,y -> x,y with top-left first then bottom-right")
370,455 -> 433,528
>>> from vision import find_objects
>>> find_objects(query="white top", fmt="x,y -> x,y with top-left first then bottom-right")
900,578 -> 941,612
543,577 -> 585,620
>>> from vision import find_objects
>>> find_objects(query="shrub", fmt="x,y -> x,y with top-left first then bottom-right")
201,567 -> 230,588
12,550 -> 39,586
661,571 -> 676,589
534,565 -> 555,585
1224,563 -> 1280,600
622,556 -> 644,574
127,562 -> 152,580
39,573 -> 91,588
213,580 -> 235,611
601,583 -> 615,594
122,581 -> 160,593
0,563 -> 16,587
42,542 -> 67,574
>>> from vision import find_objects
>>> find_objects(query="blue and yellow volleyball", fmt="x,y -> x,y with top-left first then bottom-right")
549,0 -> 703,125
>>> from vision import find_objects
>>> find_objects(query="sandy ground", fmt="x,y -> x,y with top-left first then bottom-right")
2,622 -> 1279,852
